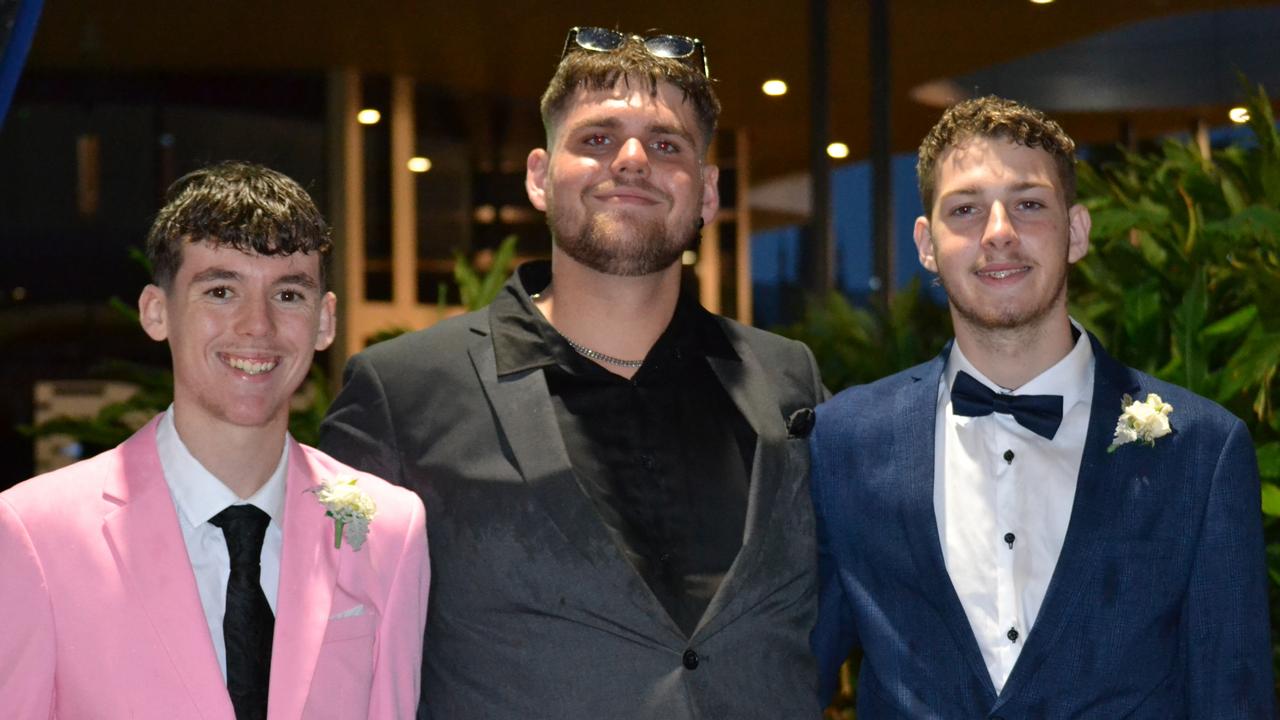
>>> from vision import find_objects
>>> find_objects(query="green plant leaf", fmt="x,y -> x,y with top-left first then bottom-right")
1263,482 -> 1280,518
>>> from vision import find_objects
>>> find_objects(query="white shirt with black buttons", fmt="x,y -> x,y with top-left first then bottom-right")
932,323 -> 1093,692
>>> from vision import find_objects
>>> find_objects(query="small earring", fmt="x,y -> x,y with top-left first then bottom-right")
696,217 -> 705,230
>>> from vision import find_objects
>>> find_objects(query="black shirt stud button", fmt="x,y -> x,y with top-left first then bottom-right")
1007,627 -> 1019,643
1003,449 -> 1015,464
1004,532 -> 1016,549
682,649 -> 700,670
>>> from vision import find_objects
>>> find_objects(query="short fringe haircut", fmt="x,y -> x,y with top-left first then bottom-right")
146,161 -> 332,289
916,95 -> 1078,212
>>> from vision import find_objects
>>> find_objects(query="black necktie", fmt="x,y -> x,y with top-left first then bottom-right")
950,370 -> 1064,440
209,505 -> 274,720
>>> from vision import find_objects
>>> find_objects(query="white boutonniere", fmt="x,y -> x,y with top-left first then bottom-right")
309,478 -> 377,550
1107,393 -> 1174,453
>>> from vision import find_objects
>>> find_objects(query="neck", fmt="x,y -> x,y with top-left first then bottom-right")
171,404 -> 286,499
536,248 -> 682,379
952,310 -> 1076,390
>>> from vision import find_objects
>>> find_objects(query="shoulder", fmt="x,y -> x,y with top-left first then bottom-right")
714,316 -> 823,397
1117,367 -> 1247,442
716,315 -> 811,358
295,443 -> 425,527
350,307 -> 489,375
1,445 -> 126,536
819,357 -> 939,419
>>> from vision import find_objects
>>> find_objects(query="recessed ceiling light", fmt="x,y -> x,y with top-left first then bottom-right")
1030,0 -> 1054,4
407,156 -> 432,173
356,108 -> 382,125
1229,107 -> 1251,124
762,79 -> 788,97
827,142 -> 849,159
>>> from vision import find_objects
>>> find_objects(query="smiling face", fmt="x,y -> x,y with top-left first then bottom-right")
913,135 -> 1090,338
139,241 -> 336,437
525,79 -> 719,277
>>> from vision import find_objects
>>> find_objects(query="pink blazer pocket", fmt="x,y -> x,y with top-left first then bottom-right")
302,612 -> 379,718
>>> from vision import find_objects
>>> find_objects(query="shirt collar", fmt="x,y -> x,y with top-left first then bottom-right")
944,318 -> 1094,414
156,406 -> 288,528
490,260 -> 738,377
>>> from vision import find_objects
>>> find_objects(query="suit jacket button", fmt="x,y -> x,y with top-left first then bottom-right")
682,649 -> 699,670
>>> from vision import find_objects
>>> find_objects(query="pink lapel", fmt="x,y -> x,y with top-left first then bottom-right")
267,439 -> 339,719
101,416 -> 236,720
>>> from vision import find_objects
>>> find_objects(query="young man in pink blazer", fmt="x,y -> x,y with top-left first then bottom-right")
0,162 -> 430,719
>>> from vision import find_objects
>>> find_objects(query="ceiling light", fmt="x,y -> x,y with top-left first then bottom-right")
407,156 -> 432,173
1229,107 -> 1251,124
826,142 -> 849,159
356,108 -> 382,125
682,250 -> 698,266
1030,0 -> 1054,4
762,79 -> 788,97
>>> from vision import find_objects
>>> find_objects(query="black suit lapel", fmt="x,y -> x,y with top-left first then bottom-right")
467,335 -> 686,640
900,350 -> 1001,701
692,332 -> 790,637
993,336 -> 1142,706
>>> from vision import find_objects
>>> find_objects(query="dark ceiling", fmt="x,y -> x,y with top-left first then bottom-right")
22,0 -> 1280,183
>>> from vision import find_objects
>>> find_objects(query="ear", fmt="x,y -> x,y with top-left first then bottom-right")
526,148 -> 549,212
700,164 -> 721,228
138,284 -> 169,342
315,291 -> 337,351
1066,203 -> 1091,264
913,216 -> 938,273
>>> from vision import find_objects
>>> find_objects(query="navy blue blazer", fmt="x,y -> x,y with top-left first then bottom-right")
810,335 -> 1275,718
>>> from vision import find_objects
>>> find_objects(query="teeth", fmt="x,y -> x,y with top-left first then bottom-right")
226,356 -> 278,375
982,268 -> 1025,280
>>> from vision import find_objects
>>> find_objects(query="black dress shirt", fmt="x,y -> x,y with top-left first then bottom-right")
491,262 -> 756,636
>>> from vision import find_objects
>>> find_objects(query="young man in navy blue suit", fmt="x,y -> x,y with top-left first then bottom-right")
809,96 -> 1274,718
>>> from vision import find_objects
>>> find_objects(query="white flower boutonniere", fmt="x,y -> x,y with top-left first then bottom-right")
309,478 -> 377,550
1108,393 -> 1174,453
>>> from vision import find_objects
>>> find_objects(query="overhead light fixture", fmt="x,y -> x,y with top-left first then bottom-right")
1229,107 -> 1251,124
1030,0 -> 1054,4
407,156 -> 432,173
357,108 -> 382,125
762,79 -> 788,97
827,142 -> 849,159
681,250 -> 698,266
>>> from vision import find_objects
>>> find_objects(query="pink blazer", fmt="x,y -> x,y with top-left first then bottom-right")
0,415 -> 429,719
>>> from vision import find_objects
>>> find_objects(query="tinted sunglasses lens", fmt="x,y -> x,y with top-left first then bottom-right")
643,34 -> 696,59
574,26 -> 625,52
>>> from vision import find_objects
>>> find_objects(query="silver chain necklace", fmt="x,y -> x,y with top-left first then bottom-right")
531,288 -> 645,369
560,336 -> 645,369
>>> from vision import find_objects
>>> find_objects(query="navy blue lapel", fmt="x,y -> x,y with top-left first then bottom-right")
899,346 -> 1001,702
993,335 -> 1143,706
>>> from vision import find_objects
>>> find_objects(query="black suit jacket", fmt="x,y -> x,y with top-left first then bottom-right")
320,274 -> 826,719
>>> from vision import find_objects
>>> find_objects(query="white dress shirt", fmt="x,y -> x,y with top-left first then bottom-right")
156,407 -> 286,681
933,324 -> 1093,692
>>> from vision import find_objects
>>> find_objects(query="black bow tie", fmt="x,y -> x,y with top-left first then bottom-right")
950,370 -> 1064,440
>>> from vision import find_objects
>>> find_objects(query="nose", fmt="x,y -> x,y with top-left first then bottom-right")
234,294 -> 275,337
610,137 -> 650,177
981,201 -> 1018,249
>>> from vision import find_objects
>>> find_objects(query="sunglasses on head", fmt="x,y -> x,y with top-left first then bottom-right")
561,26 -> 710,79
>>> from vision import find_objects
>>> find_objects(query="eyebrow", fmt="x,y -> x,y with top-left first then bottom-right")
188,267 -> 318,288
942,180 -> 1056,198
570,116 -> 698,148
190,268 -> 240,284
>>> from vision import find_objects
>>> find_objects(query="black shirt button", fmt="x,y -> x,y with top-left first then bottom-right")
682,649 -> 699,670
1003,449 -> 1015,464
1007,627 -> 1019,643
1004,532 -> 1016,548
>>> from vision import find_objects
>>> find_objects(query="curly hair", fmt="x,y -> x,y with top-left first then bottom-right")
540,33 -> 720,148
146,161 -> 331,289
917,96 -> 1077,212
